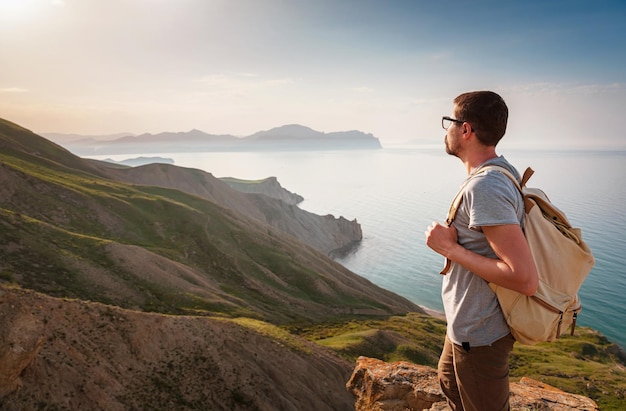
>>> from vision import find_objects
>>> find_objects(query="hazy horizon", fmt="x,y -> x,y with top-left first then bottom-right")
42,127 -> 626,152
2,0 -> 625,149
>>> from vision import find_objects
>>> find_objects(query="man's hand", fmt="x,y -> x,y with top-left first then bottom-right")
425,221 -> 458,258
425,221 -> 539,296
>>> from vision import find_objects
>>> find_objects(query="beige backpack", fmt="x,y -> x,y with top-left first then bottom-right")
442,165 -> 595,345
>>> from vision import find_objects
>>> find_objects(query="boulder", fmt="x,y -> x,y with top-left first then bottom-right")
346,356 -> 599,411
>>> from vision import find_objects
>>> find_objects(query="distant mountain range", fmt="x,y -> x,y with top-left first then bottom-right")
43,124 -> 383,155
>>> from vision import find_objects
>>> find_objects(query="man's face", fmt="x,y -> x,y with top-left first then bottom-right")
444,108 -> 462,157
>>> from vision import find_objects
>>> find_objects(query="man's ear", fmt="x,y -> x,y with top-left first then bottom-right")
462,122 -> 472,135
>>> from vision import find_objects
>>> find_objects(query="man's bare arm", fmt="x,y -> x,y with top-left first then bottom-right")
425,223 -> 538,296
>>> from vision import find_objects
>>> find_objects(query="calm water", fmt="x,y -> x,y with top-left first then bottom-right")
92,147 -> 626,348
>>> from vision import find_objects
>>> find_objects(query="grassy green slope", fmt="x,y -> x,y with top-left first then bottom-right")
0,117 -> 419,325
296,314 -> 626,409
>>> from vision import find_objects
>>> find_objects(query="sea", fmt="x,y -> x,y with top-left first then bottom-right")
89,146 -> 626,349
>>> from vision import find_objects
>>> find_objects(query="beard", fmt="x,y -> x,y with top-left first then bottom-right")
444,134 -> 459,157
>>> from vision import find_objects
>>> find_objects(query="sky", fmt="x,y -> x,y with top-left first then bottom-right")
1,0 -> 626,148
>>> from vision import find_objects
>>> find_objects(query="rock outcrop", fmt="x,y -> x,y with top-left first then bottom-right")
346,357 -> 599,411
220,176 -> 304,205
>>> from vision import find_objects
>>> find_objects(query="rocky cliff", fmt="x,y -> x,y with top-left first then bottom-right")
220,176 -> 304,206
346,357 -> 599,411
95,161 -> 362,256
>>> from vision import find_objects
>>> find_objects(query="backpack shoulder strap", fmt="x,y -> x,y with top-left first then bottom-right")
480,165 -> 536,211
440,165 -> 532,275
521,167 -> 534,187
440,169 -> 485,274
445,165 -> 530,223
477,165 -> 532,193
444,183 -> 468,226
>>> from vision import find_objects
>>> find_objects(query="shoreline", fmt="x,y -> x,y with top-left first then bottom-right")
419,305 -> 446,321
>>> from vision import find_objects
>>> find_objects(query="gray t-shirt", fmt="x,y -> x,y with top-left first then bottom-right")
442,156 -> 524,347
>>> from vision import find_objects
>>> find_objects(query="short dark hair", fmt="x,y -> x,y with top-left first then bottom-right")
454,91 -> 508,146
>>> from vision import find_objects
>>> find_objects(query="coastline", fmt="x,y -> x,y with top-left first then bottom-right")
419,305 -> 446,321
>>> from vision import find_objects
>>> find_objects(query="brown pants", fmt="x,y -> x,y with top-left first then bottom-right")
438,333 -> 515,411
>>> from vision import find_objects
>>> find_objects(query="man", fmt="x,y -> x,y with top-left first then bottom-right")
425,91 -> 539,411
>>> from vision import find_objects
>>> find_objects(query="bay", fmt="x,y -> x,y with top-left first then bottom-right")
91,147 -> 626,348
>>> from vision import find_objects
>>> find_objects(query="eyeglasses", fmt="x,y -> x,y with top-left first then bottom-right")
442,116 -> 465,130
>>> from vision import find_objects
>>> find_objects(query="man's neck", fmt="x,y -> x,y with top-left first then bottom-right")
464,148 -> 499,175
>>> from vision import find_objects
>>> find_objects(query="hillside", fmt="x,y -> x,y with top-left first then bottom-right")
0,116 -> 422,409
94,162 -> 359,257
0,117 -> 420,324
1,285 -> 356,410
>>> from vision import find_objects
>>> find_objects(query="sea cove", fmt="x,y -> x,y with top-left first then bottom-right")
89,146 -> 626,349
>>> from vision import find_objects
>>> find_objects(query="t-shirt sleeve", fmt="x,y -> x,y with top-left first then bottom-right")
465,171 -> 520,232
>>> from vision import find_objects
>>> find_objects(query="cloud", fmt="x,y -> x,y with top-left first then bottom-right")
196,74 -> 234,87
264,78 -> 295,86
568,82 -> 626,95
0,87 -> 29,93
195,74 -> 295,96
410,97 -> 448,106
426,51 -> 452,62
352,87 -> 374,93
507,81 -> 626,96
